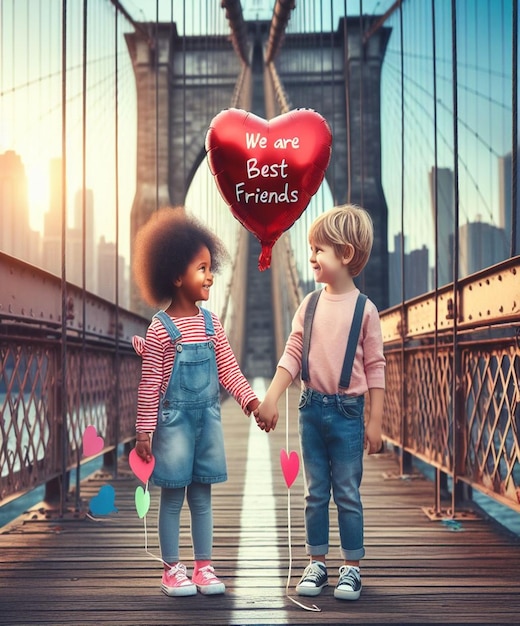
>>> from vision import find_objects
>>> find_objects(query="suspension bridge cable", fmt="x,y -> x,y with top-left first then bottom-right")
398,0 -> 405,304
382,56 -> 506,244
114,2 -> 121,479
359,1 -> 365,212
109,0 -> 153,47
450,0 -> 462,515
396,1 -> 407,473
155,0 -> 159,211
344,0 -> 352,204
359,0 -> 367,293
76,0 -> 88,510
363,0 -> 402,45
430,0 -> 442,515
512,0 -> 518,257
182,0 -> 186,200
60,0 -> 69,519
329,0 -> 336,203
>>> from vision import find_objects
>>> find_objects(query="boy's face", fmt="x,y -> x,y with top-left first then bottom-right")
309,239 -> 349,284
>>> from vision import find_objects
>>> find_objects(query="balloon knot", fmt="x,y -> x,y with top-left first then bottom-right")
258,245 -> 272,271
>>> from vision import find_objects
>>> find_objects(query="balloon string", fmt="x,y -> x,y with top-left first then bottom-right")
284,388 -> 321,613
136,435 -> 168,567
285,388 -> 289,451
141,482 -> 169,568
139,399 -> 320,611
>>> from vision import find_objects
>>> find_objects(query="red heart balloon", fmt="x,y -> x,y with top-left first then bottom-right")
205,108 -> 332,270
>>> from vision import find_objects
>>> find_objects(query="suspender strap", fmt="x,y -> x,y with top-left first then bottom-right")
301,290 -> 368,390
154,310 -> 181,342
301,290 -> 322,384
154,308 -> 215,341
339,293 -> 367,389
201,307 -> 216,336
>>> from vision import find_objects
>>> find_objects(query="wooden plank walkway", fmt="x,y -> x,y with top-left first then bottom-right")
1,381 -> 520,625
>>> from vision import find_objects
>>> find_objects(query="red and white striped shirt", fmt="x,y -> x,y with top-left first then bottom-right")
135,309 -> 257,433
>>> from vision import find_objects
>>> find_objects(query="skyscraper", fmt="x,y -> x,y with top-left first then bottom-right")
498,151 -> 520,256
429,167 -> 455,288
42,158 -> 63,276
459,219 -> 507,277
97,236 -> 128,307
388,233 -> 429,306
0,150 -> 35,263
69,188 -> 95,291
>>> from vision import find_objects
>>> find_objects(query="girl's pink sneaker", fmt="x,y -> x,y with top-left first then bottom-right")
161,563 -> 197,597
191,564 -> 225,595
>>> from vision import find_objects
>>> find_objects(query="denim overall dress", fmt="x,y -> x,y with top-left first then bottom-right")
150,309 -> 227,488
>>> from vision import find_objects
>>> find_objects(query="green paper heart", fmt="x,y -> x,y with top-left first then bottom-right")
135,485 -> 150,518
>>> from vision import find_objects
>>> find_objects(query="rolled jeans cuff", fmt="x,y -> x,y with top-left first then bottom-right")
340,546 -> 365,561
306,542 -> 329,557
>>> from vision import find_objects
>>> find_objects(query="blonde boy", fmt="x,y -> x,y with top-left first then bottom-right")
255,204 -> 386,600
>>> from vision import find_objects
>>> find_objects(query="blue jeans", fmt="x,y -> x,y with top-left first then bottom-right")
298,387 -> 365,561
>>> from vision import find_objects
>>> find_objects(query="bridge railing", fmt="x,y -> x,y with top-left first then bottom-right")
380,255 -> 520,516
0,237 -> 247,514
272,242 -> 520,517
0,252 -> 148,511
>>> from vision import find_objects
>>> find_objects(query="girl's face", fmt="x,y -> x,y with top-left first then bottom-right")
176,245 -> 214,302
309,238 -> 346,285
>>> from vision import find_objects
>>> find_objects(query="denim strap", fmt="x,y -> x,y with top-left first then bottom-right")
154,308 -> 216,342
200,307 -> 216,336
339,293 -> 367,389
301,290 -> 322,383
154,310 -> 181,342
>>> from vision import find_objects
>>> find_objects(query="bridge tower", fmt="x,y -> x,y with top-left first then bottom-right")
268,16 -> 391,308
126,15 -> 391,315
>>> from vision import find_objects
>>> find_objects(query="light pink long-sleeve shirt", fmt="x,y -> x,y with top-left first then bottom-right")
278,288 -> 386,395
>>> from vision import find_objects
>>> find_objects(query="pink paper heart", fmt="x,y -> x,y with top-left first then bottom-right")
82,425 -> 104,457
280,449 -> 299,488
134,486 -> 151,519
129,448 -> 155,484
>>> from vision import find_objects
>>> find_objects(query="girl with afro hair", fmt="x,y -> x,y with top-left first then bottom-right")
132,207 -> 259,598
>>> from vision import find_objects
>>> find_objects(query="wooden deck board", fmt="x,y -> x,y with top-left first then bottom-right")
1,382 -> 520,625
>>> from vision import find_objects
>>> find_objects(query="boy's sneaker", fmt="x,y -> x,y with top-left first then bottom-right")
295,561 -> 328,596
334,565 -> 362,600
161,563 -> 197,597
192,564 -> 226,595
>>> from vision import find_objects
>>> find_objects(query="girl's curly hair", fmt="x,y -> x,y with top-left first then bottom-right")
132,207 -> 229,306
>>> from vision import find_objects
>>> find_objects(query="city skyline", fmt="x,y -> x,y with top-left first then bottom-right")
0,149 -> 130,308
1,0 -> 517,305
0,134 -> 514,309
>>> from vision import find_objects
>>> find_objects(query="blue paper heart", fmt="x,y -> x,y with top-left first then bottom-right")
89,485 -> 118,516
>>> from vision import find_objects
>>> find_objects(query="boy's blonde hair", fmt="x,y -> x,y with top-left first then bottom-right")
308,204 -> 373,277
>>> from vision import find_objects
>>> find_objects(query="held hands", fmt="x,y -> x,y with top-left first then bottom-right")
135,433 -> 153,462
253,366 -> 291,433
247,398 -> 275,433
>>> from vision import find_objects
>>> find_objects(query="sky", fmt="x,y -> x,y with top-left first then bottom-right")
0,0 -> 514,264
0,0 -> 390,262
124,0 -> 389,30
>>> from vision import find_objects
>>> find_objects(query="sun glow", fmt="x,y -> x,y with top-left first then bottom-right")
26,162 -> 50,232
